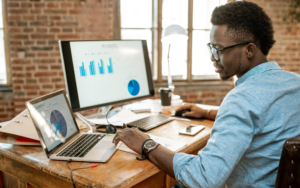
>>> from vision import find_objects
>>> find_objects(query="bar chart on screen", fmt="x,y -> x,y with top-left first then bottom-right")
89,61 -> 96,75
79,62 -> 87,76
107,58 -> 114,74
98,59 -> 105,74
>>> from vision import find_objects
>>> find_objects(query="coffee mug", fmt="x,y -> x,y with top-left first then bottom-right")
158,88 -> 172,106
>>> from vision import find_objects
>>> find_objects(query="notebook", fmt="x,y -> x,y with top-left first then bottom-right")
26,89 -> 117,162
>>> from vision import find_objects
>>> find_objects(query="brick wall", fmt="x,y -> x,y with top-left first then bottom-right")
0,91 -> 14,122
7,0 -> 115,116
249,0 -> 300,72
1,0 -> 300,122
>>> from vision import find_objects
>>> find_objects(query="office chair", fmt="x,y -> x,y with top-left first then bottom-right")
275,137 -> 300,188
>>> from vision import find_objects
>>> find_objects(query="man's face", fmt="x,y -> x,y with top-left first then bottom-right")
209,25 -> 248,80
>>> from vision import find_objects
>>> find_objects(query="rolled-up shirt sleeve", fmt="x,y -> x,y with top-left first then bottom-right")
173,91 -> 263,188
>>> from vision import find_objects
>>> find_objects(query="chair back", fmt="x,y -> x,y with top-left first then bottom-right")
276,137 -> 300,188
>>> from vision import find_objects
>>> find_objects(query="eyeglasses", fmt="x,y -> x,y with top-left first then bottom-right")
207,42 -> 255,61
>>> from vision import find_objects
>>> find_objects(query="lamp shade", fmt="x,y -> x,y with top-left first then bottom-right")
161,24 -> 188,44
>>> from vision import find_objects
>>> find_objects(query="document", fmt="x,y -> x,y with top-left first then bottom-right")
118,134 -> 187,155
83,109 -> 151,127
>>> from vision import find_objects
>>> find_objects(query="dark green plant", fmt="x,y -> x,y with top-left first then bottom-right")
283,0 -> 300,23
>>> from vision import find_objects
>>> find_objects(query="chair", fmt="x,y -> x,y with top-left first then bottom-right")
276,137 -> 300,188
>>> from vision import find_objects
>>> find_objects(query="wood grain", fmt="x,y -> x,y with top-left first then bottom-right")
0,110 -> 214,188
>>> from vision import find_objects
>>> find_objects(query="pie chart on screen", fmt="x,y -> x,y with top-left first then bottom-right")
128,79 -> 140,96
50,110 -> 67,137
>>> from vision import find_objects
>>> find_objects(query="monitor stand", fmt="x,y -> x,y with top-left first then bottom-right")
93,105 -> 117,119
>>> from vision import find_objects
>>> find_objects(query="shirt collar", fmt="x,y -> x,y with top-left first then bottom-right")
235,62 -> 281,87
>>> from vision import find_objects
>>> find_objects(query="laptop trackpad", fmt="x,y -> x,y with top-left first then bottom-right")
95,141 -> 115,150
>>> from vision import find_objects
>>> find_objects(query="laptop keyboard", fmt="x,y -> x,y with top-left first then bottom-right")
127,114 -> 174,131
57,134 -> 105,158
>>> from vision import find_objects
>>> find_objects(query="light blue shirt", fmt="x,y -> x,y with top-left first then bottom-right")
173,62 -> 300,188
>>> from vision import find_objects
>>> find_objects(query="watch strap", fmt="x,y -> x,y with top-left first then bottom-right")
136,139 -> 152,161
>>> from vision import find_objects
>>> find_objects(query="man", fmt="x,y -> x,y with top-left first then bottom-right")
113,1 -> 300,187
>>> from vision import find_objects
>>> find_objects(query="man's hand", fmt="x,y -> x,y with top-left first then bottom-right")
112,128 -> 150,154
175,103 -> 207,118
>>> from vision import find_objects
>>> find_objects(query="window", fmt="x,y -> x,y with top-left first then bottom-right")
119,0 -> 227,83
0,0 -> 8,86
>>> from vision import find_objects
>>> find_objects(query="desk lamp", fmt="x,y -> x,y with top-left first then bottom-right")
161,24 -> 188,104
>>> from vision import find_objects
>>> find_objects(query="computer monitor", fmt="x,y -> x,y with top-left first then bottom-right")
59,40 -> 155,112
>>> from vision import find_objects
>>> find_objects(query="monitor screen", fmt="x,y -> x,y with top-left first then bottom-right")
59,40 -> 155,112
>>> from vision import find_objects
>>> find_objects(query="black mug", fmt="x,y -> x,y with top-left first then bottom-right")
159,88 -> 172,106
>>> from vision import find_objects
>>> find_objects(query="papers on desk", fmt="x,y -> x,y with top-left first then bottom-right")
80,109 -> 151,127
118,134 -> 187,155
0,109 -> 41,145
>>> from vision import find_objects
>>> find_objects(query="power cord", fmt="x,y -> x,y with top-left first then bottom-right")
66,159 -> 99,188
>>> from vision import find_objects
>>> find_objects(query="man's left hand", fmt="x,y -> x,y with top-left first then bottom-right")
112,128 -> 150,154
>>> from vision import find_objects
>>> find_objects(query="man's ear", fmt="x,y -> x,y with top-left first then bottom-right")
246,43 -> 256,59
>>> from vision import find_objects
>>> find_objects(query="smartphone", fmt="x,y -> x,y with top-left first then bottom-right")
179,124 -> 205,136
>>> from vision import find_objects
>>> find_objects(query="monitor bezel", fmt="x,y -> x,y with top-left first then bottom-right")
59,40 -> 155,112
26,89 -> 81,158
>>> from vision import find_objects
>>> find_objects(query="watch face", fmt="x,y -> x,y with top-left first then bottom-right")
145,140 -> 156,150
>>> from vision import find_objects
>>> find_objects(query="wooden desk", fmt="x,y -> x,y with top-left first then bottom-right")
0,109 -> 214,188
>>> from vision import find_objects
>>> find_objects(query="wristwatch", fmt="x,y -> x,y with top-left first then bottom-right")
143,139 -> 159,158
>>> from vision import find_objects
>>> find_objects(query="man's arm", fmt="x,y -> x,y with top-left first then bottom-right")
112,128 -> 177,178
175,103 -> 218,120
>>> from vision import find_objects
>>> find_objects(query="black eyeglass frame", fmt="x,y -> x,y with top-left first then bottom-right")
207,42 -> 257,60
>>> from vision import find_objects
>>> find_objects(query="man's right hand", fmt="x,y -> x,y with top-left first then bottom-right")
175,103 -> 207,119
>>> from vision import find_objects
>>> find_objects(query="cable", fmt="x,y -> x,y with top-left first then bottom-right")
95,106 -> 117,134
66,159 -> 99,188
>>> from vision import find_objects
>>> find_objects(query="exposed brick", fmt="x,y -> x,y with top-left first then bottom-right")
34,72 -> 57,77
47,2 -> 59,8
37,52 -> 49,57
8,15 -> 21,21
23,28 -> 34,32
57,34 -> 80,39
8,3 -> 20,8
9,28 -> 22,33
10,41 -> 22,45
21,3 -> 32,8
30,9 -> 41,14
61,2 -> 73,8
44,10 -> 67,14
37,15 -> 48,21
31,46 -> 53,51
63,28 -> 73,32
23,85 -> 40,90
39,78 -> 50,83
56,22 -> 78,27
9,21 -> 27,27
50,28 -> 61,32
49,16 -> 61,21
8,9 -> 28,14
34,3 -> 45,8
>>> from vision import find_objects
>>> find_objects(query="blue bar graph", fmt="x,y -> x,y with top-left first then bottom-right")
107,58 -> 113,73
98,59 -> 105,74
89,61 -> 96,75
79,62 -> 86,76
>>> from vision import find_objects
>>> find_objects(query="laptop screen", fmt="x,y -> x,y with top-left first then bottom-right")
29,93 -> 78,152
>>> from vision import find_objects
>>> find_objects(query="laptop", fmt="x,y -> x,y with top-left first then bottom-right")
26,89 -> 117,162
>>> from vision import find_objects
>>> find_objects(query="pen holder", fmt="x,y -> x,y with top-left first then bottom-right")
158,88 -> 172,106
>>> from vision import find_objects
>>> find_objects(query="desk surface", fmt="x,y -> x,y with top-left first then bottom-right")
0,108 -> 214,188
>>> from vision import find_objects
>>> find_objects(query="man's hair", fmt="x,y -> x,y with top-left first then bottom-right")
211,1 -> 275,55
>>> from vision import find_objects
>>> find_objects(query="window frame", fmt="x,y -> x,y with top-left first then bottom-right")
115,0 -> 233,86
0,0 -> 11,87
